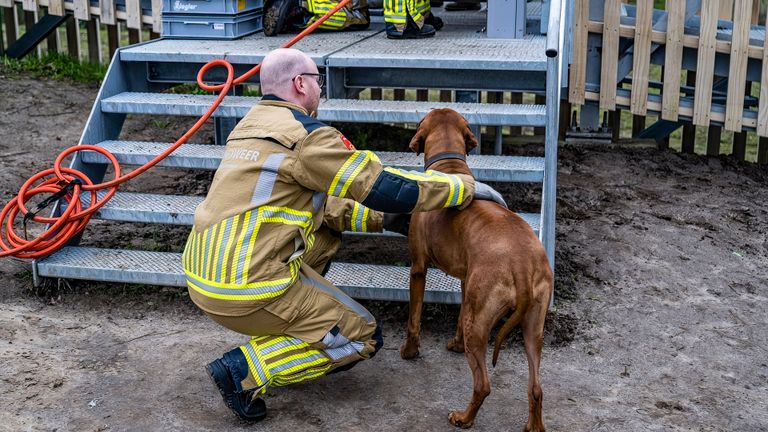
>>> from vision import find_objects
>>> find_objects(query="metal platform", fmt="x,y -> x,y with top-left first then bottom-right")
66,191 -> 541,236
35,247 -> 464,303
82,142 -> 546,181
101,93 -> 547,125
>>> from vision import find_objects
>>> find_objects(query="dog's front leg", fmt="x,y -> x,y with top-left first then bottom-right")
446,282 -> 466,353
400,260 -> 427,360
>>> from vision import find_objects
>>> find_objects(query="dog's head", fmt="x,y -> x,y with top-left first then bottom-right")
408,108 -> 478,158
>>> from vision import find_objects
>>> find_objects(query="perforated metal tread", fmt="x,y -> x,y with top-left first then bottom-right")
35,247 -> 463,303
83,141 -> 545,182
326,34 -> 547,70
101,93 -> 547,126
74,191 -> 541,236
119,29 -> 383,64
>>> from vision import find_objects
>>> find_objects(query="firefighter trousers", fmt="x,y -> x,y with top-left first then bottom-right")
205,227 -> 381,393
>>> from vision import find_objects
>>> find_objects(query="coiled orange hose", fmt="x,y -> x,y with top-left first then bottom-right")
0,0 -> 351,259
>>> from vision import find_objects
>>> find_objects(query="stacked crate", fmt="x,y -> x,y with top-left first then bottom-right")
162,0 -> 264,39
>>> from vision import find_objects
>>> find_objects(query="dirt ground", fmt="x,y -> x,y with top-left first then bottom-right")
1,73 -> 767,432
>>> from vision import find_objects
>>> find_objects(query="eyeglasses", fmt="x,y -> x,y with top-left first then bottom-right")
293,73 -> 325,87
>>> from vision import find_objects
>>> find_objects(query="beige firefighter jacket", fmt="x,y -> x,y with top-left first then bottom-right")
182,96 -> 475,316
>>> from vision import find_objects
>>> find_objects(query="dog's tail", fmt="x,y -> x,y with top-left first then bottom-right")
492,304 -> 526,367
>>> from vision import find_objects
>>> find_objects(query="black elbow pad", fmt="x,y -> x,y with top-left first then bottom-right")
361,170 -> 419,213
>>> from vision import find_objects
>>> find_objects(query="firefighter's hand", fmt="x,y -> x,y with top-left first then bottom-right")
382,213 -> 411,236
473,181 -> 508,209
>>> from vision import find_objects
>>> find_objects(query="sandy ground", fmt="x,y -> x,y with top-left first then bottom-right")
1,73 -> 767,432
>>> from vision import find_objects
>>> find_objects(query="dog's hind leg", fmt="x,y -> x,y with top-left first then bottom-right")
446,282 -> 466,353
521,298 -> 548,432
448,308 -> 494,428
400,259 -> 428,360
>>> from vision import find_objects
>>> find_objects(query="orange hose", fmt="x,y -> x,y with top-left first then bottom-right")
0,0 -> 351,259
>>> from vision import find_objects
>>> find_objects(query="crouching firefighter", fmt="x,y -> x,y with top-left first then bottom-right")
263,0 -> 370,36
182,48 -> 506,421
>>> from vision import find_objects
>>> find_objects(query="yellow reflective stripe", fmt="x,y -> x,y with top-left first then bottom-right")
201,228 -> 211,280
194,230 -> 202,276
362,206 -> 369,231
268,351 -> 328,374
383,167 -> 466,207
241,341 -> 270,387
185,272 -> 296,301
221,215 -> 240,282
207,223 -> 221,281
329,151 -> 372,198
339,154 -> 371,198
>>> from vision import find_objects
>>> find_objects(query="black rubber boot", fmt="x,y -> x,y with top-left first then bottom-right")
424,13 -> 443,31
264,0 -> 299,36
206,349 -> 267,422
385,20 -> 436,39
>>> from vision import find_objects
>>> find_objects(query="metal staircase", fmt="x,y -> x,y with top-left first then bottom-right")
33,1 -> 569,304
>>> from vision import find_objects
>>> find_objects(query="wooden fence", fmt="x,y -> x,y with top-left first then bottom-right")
568,0 -> 768,163
0,0 -> 160,63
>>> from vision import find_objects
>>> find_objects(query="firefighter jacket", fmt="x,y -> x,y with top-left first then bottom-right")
182,95 -> 475,317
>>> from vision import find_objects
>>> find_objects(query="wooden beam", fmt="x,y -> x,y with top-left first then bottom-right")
693,0 -> 719,127
100,0 -> 115,25
682,72 -> 696,153
3,5 -> 17,48
86,16 -> 100,64
758,136 -> 768,164
568,0 -> 589,105
47,0 -> 63,16
106,22 -> 118,61
706,125 -> 722,156
582,91 -> 759,129
73,0 -> 89,20
630,0 -> 653,116
662,0 -> 686,121
22,0 -> 37,12
600,0 -> 621,111
151,0 -> 162,34
65,15 -> 78,59
126,0 -> 141,30
718,0 -> 733,20
586,22 -> 766,60
724,0 -> 752,132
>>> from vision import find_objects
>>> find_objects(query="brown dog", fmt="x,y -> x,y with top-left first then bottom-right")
401,108 -> 553,431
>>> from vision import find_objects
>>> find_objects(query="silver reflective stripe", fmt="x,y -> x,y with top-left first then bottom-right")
260,338 -> 297,356
312,192 -> 326,213
353,204 -> 365,231
187,275 -> 293,297
300,273 -> 375,322
202,227 -> 213,279
251,153 -> 287,206
262,208 -> 310,223
244,342 -> 269,384
324,341 -> 365,361
447,174 -> 461,206
270,352 -> 326,375
215,218 -> 234,283
235,213 -> 260,284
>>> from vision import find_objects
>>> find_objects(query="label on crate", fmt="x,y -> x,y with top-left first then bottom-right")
239,0 -> 246,11
213,23 -> 225,30
173,1 -> 199,11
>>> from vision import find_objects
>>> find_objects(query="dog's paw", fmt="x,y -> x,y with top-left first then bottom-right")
399,342 -> 420,360
446,338 -> 465,353
448,411 -> 474,429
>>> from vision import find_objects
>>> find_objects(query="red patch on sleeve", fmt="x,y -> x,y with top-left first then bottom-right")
340,134 -> 356,150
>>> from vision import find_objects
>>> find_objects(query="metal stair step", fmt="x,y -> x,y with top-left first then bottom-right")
74,191 -> 541,236
101,92 -> 547,126
35,247 -> 463,303
82,141 -> 545,182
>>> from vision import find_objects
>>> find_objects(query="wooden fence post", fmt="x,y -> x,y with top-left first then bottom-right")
662,0 -> 685,121
693,0 -> 719,127
630,0 -> 652,117
439,90 -> 451,103
724,0 -> 752,133
682,71 -> 697,153
65,15 -> 79,59
758,136 -> 768,164
43,6 -> 60,55
370,88 -> 382,100
86,17 -> 101,64
706,125 -> 722,156
599,0 -> 621,111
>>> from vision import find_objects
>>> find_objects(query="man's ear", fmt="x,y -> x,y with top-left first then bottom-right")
464,122 -> 478,154
409,130 -> 425,155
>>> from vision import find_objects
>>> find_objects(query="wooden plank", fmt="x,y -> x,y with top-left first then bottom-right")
632,115 -> 645,137
128,28 -> 140,44
101,0 -> 116,25
706,125 -> 722,155
609,110 -> 621,142
0,0 -> 12,8
718,0 -> 732,20
23,9 -> 43,58
582,91 -> 759,129
126,0 -> 141,30
752,0 -> 760,25
630,0 -> 653,116
86,17 -> 100,64
758,136 -> 768,164
693,0 -> 719,127
107,23 -> 118,60
151,0 -> 162,34
759,8 -> 768,137
732,131 -> 747,160
43,6 -> 59,54
47,0 -> 64,16
568,0 -> 589,105
73,0 -> 89,20
662,0 -> 686,121
22,0 -> 37,12
683,69 -> 698,153
586,22 -> 766,60
600,0 -> 621,111
3,5 -> 17,48
724,0 -> 752,132
65,15 -> 79,59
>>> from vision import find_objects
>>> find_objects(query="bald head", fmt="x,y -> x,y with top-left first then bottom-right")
260,48 -> 318,101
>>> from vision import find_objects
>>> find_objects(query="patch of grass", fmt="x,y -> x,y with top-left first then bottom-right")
0,53 -> 106,84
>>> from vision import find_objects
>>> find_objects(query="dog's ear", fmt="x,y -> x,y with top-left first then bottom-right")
409,125 -> 425,155
463,121 -> 478,154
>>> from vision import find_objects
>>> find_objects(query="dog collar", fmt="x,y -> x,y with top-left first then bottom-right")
424,152 -> 467,170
